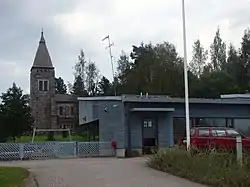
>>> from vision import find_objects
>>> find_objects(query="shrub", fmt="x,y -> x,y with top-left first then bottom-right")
147,148 -> 250,187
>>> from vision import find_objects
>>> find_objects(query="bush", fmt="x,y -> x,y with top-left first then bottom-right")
147,148 -> 250,187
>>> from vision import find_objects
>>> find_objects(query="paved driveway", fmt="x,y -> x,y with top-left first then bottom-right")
0,157 -> 205,187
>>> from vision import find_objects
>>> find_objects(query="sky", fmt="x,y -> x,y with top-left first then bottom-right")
0,0 -> 250,94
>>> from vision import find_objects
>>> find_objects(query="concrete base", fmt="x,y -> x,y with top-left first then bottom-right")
116,148 -> 126,158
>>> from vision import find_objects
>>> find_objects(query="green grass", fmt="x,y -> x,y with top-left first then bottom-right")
0,167 -> 29,187
9,135 -> 90,143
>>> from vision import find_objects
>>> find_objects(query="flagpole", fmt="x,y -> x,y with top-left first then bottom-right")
181,0 -> 190,150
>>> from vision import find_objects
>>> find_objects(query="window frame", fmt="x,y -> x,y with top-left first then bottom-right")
38,79 -> 49,92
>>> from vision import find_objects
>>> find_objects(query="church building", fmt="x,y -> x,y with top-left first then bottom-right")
30,32 -> 77,130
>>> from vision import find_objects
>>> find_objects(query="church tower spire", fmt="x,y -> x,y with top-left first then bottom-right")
31,30 -> 53,69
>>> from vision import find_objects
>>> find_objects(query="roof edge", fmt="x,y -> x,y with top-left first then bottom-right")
78,96 -> 122,101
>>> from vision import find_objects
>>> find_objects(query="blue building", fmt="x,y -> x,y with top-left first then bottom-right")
78,94 -> 250,157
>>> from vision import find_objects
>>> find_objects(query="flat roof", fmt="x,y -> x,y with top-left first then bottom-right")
77,96 -> 122,101
77,94 -> 250,105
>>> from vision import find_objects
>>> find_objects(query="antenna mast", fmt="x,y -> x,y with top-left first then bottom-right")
102,35 -> 116,96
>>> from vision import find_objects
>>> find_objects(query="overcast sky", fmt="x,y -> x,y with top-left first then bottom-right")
0,0 -> 249,94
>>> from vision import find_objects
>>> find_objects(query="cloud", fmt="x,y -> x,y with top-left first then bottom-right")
0,0 -> 250,95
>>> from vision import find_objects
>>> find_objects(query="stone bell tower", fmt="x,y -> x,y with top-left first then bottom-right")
30,31 -> 55,129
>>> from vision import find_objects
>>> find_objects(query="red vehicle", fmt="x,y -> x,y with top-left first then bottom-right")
179,127 -> 250,151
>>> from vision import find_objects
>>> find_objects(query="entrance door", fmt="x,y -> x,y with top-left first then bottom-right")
142,119 -> 158,154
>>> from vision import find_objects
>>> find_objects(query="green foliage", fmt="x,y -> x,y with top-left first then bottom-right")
210,27 -> 227,71
85,60 -> 100,96
189,39 -> 208,77
0,167 -> 29,187
55,77 -> 67,94
0,83 -> 33,142
147,148 -> 250,187
71,75 -> 88,96
98,76 -> 113,96
71,49 -> 101,96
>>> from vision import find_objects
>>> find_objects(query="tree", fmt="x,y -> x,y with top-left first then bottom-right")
210,28 -> 227,71
116,42 -> 190,96
71,49 -> 88,96
55,77 -> 67,94
0,83 -> 33,142
225,44 -> 244,92
117,51 -> 132,78
74,49 -> 87,83
240,28 -> 250,91
85,60 -> 100,96
71,75 -> 88,96
189,39 -> 208,77
98,76 -> 112,96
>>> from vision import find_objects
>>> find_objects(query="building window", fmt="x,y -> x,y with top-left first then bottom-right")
44,81 -> 48,91
71,107 -> 74,115
143,120 -> 154,128
193,118 -> 226,127
59,106 -> 63,115
39,80 -> 43,91
38,80 -> 49,91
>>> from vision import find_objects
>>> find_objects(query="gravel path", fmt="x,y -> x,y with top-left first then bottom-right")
0,157 -> 206,187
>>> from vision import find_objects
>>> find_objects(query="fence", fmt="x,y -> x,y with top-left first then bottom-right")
0,141 -> 115,161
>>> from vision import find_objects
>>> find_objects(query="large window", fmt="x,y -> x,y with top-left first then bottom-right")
193,118 -> 226,127
38,80 -> 49,91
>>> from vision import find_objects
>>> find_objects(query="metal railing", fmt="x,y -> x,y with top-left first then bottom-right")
0,141 -> 115,161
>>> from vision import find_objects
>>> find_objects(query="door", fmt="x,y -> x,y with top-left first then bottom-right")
142,118 -> 157,154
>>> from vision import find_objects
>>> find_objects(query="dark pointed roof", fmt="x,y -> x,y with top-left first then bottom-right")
31,31 -> 53,69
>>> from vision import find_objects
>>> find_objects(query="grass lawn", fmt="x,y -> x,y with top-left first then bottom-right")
0,167 -> 29,187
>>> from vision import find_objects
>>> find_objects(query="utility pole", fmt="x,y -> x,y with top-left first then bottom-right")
102,35 -> 116,96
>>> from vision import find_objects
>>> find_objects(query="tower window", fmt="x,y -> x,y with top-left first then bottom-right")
38,80 -> 49,91
59,106 -> 63,115
44,81 -> 48,91
39,81 -> 43,91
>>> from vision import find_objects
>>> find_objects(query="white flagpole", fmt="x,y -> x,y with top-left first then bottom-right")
181,0 -> 191,150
